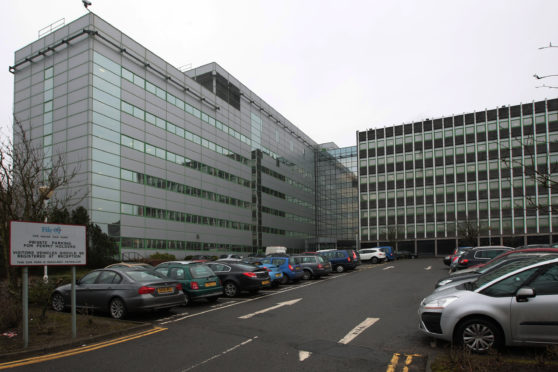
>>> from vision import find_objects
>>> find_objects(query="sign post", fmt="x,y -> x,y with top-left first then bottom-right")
10,221 -> 86,347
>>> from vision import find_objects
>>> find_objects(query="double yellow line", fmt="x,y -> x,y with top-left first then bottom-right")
386,352 -> 422,372
0,327 -> 166,370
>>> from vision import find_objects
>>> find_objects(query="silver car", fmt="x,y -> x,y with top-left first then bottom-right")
419,256 -> 558,352
51,267 -> 185,319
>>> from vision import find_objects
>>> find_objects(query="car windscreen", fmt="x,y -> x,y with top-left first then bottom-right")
124,269 -> 167,282
471,256 -> 552,290
189,264 -> 215,278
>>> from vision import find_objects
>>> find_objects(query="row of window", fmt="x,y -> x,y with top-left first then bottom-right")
120,134 -> 252,188
94,52 -> 313,181
120,237 -> 252,252
120,169 -> 250,209
261,206 -> 313,224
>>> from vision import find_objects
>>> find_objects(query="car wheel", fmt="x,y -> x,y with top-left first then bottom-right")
302,270 -> 312,280
207,296 -> 219,303
279,275 -> 289,285
223,281 -> 239,297
456,317 -> 502,353
109,297 -> 126,320
335,265 -> 344,273
371,257 -> 379,264
51,292 -> 65,312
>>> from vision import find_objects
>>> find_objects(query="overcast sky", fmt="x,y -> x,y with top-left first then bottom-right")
2,0 -> 558,147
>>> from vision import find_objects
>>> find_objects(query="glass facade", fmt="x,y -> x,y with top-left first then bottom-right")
314,144 -> 359,250
358,100 -> 558,256
12,13 -> 345,259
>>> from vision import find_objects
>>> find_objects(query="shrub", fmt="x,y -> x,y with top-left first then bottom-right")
149,252 -> 176,261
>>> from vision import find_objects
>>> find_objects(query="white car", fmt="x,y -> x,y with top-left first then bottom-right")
357,248 -> 386,264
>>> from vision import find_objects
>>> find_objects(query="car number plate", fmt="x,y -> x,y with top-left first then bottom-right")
275,273 -> 281,278
205,282 -> 217,287
157,287 -> 174,294
262,280 -> 270,285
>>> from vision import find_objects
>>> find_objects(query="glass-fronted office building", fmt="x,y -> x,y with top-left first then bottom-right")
358,99 -> 558,256
12,13 -> 354,258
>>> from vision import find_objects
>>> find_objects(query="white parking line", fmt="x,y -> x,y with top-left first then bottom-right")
239,299 -> 302,319
338,317 -> 379,344
181,336 -> 258,371
299,317 -> 379,361
383,266 -> 395,270
425,266 -> 432,270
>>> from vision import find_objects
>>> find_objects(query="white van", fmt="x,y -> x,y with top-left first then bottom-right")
265,246 -> 287,255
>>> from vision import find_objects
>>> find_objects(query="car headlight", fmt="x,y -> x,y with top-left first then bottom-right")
423,296 -> 458,310
437,279 -> 453,286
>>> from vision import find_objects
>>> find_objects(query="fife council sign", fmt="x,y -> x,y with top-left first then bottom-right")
10,221 -> 86,266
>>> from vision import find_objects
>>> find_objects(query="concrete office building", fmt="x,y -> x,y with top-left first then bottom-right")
358,99 -> 558,256
11,13 -> 351,258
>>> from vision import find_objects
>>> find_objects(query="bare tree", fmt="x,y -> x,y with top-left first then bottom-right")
386,225 -> 401,251
457,217 -> 480,247
0,119 -> 83,284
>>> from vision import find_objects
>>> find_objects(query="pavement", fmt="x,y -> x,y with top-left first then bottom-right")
0,322 -> 152,363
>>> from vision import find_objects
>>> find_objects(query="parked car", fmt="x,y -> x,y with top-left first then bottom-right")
51,267 -> 185,319
219,254 -> 243,260
260,256 -> 304,284
106,262 -> 154,269
435,250 -> 558,290
446,246 -> 472,267
206,261 -> 271,297
395,250 -> 418,259
241,257 -> 283,287
419,256 -> 558,353
291,254 -> 332,279
451,246 -> 514,272
154,261 -> 222,304
377,246 -> 395,261
357,248 -> 386,264
317,249 -> 358,273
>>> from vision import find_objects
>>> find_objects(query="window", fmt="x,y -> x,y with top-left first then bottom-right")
529,264 -> 558,295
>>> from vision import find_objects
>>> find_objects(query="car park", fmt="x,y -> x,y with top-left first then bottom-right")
317,249 -> 359,272
154,261 -> 222,304
291,254 -> 332,279
419,256 -> 558,353
51,267 -> 185,319
206,261 -> 271,297
357,248 -> 386,263
260,256 -> 304,284
451,246 -> 514,272
219,254 -> 243,260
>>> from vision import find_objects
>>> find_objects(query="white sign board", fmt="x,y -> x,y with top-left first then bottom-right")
10,221 -> 86,266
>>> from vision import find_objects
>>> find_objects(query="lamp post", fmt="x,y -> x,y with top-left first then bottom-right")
39,185 -> 54,283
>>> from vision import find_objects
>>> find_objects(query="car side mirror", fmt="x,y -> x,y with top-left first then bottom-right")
516,287 -> 536,302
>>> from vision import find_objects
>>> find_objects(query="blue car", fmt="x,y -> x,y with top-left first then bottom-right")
261,256 -> 304,284
241,258 -> 284,287
378,246 -> 395,261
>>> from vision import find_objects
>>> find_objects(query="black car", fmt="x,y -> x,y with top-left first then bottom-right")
206,261 -> 271,297
51,267 -> 185,319
453,246 -> 514,271
291,254 -> 332,279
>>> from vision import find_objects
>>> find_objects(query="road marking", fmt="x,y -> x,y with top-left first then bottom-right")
386,353 -> 422,372
239,298 -> 302,319
181,336 -> 258,372
0,327 -> 167,370
338,317 -> 379,344
160,280 -> 322,324
425,266 -> 432,270
383,266 -> 395,270
300,317 -> 379,362
386,353 -> 400,372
